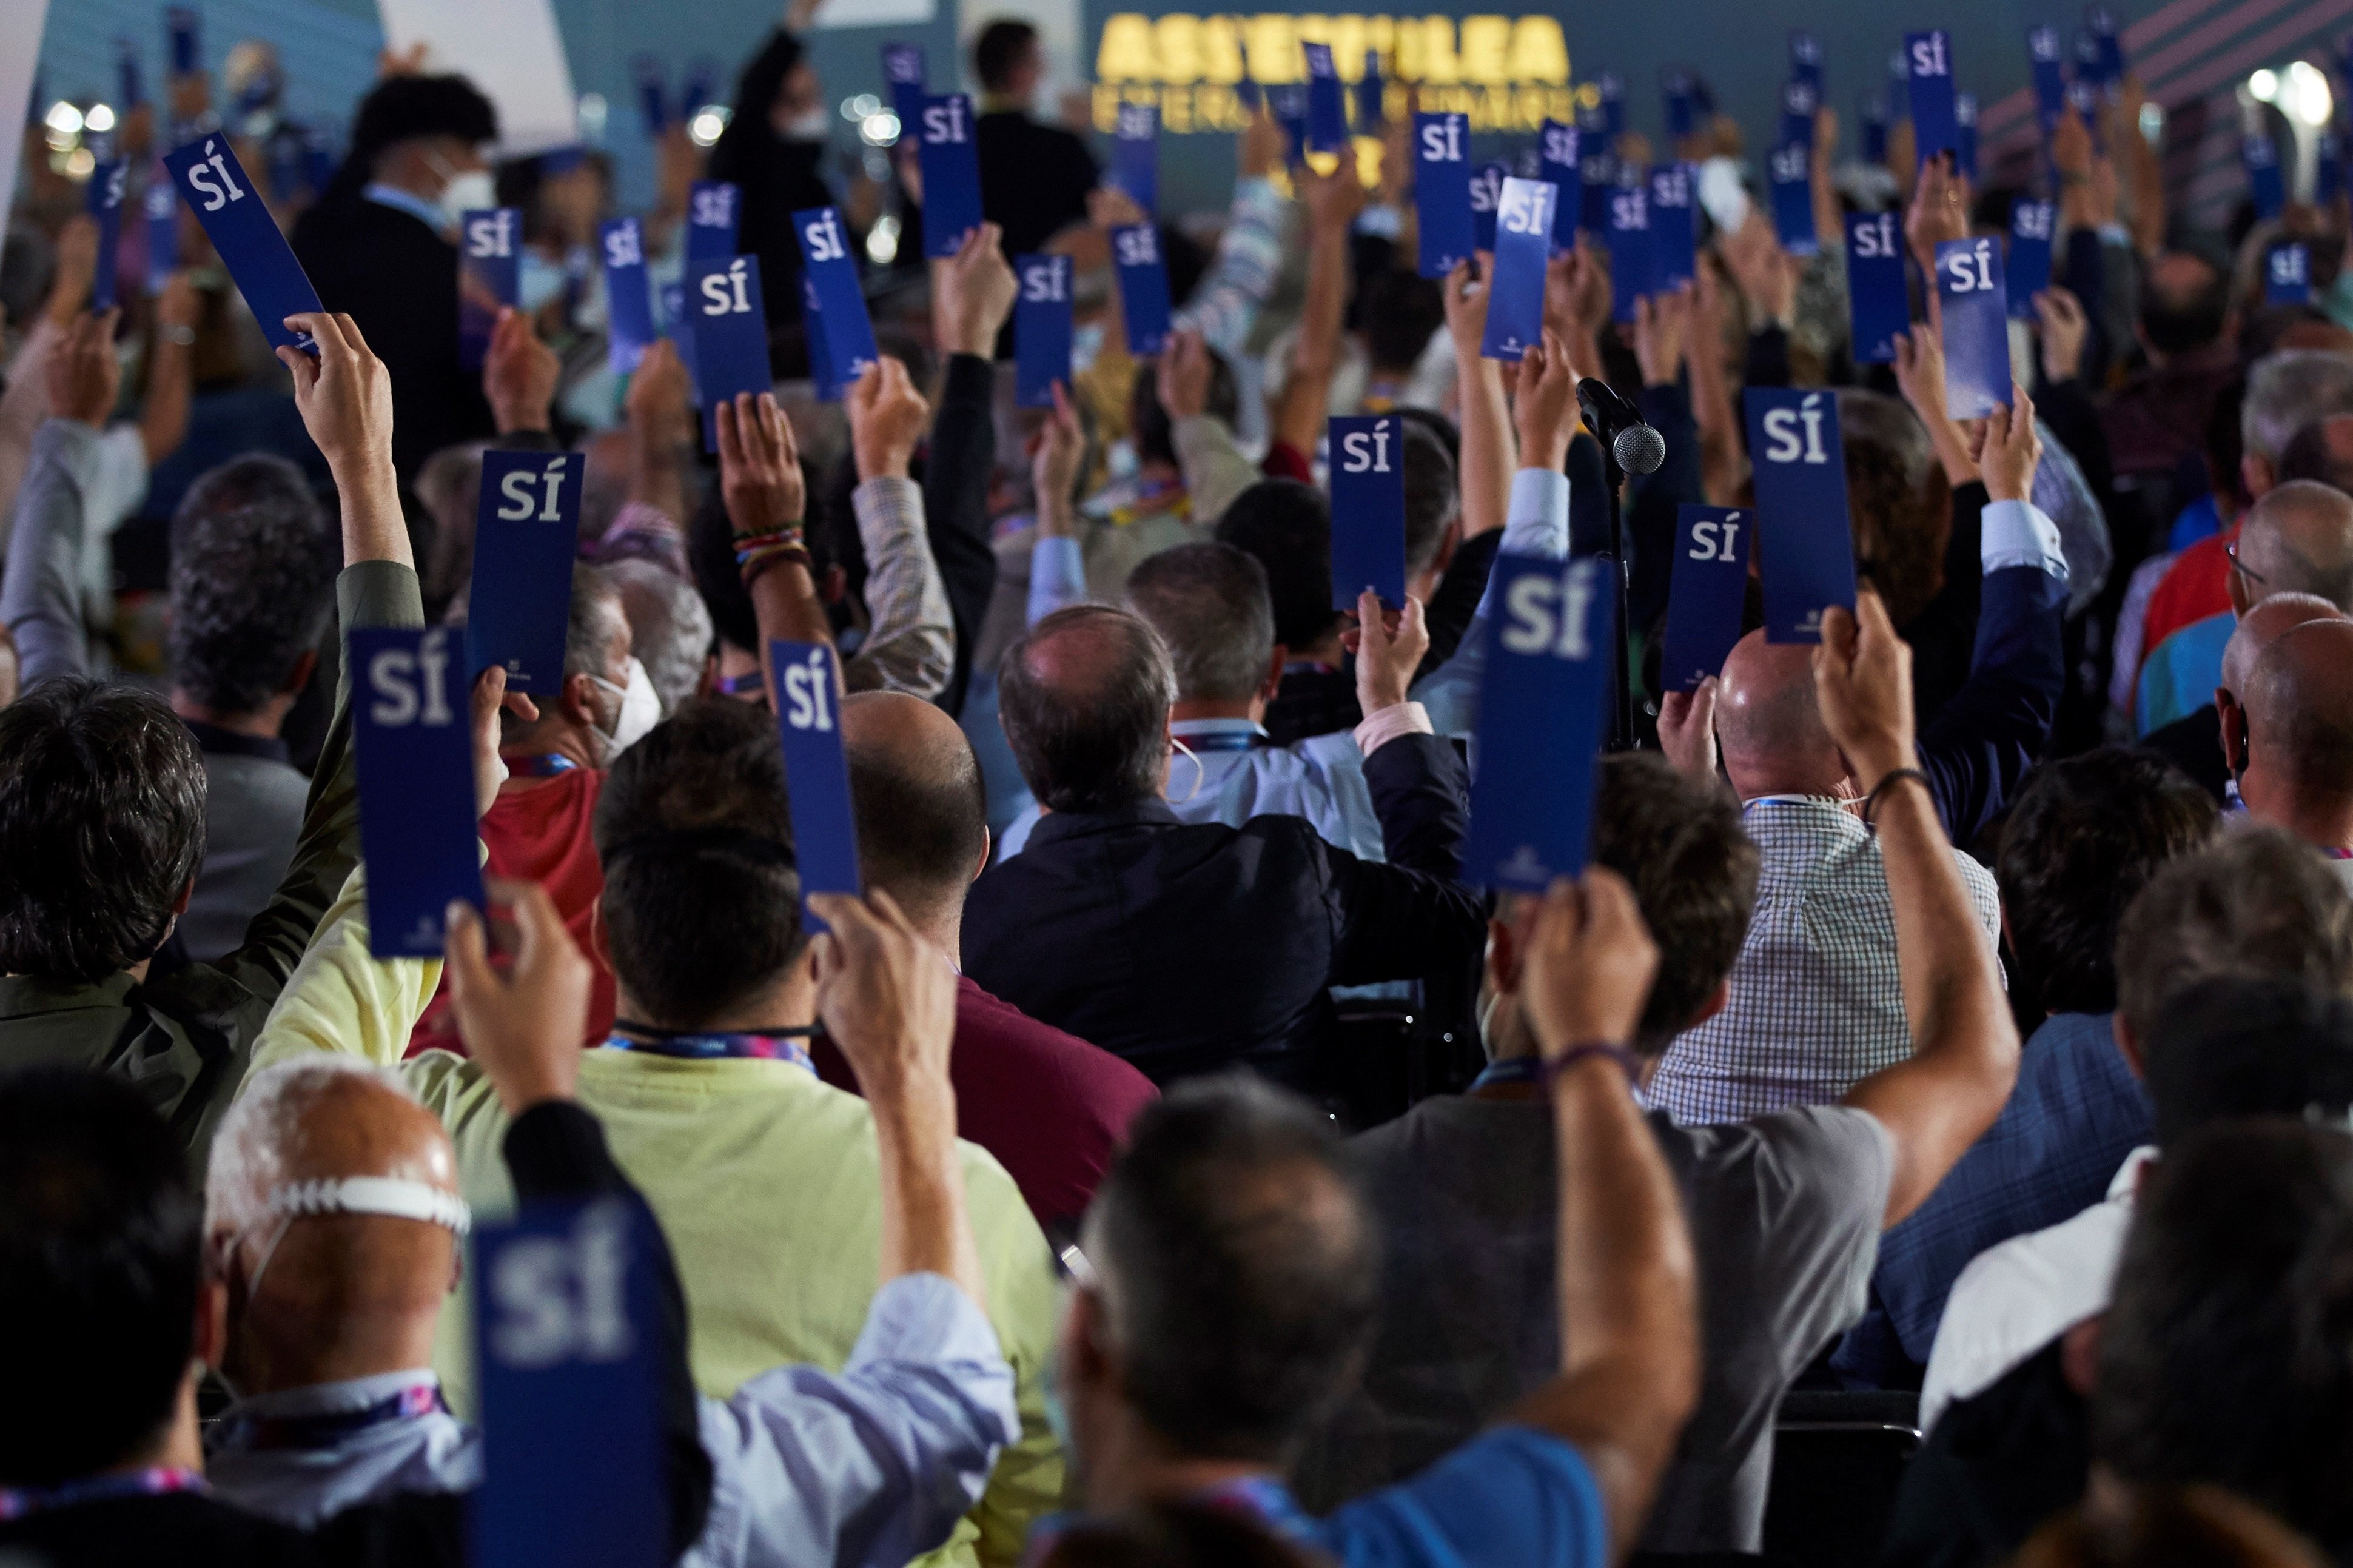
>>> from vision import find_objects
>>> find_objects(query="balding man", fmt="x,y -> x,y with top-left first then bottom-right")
2139,480 -> 2353,734
2144,591 -> 2348,800
826,690 -> 1157,1231
2238,619 -> 2353,886
964,598 -> 1487,1095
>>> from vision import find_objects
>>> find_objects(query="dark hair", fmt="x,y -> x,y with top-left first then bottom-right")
592,699 -> 805,1027
844,700 -> 990,923
1839,389 -> 1951,628
973,19 -> 1039,93
1131,343 -> 1238,471
1216,480 -> 1336,651
0,1069 -> 203,1486
1086,1076 -> 1378,1462
998,605 -> 1175,812
689,486 -> 760,653
2016,1487 -> 2334,1568
1591,753 -> 1760,1054
1998,750 -> 2221,1015
1361,269 -> 1445,374
2140,977 -> 2353,1147
2140,252 -> 2230,358
167,456 -> 334,717
2096,1119 -> 2353,1555
1038,1500 -> 1330,1568
2113,828 -> 2353,1048
0,680 -> 206,982
347,73 -> 497,183
1400,418 -> 1457,577
1124,543 -> 1274,704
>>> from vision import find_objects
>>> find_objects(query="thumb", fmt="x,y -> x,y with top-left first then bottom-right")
444,901 -> 491,994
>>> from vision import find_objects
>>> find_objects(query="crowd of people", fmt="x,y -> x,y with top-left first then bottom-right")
8,4 -> 2353,1567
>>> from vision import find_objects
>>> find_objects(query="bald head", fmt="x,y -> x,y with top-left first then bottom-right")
2235,481 -> 2353,612
2221,594 -> 2348,697
842,691 -> 990,927
1716,631 -> 1845,799
998,605 -> 1176,814
2247,620 -> 2353,798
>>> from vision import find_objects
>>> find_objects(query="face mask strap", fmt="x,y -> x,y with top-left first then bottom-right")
1170,734 -> 1205,805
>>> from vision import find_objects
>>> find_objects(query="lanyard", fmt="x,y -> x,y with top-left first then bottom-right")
1195,1475 -> 1318,1541
506,752 -> 580,778
214,1381 -> 446,1455
1469,1056 -> 1544,1091
602,1028 -> 817,1073
0,1467 -> 208,1521
1175,730 -> 1264,754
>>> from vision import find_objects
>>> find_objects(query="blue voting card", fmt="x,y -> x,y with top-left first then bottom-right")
600,218 -> 654,375
1578,140 -> 1617,235
166,5 -> 199,74
768,640 -> 864,927
1956,93 -> 1979,179
917,93 -> 984,256
2320,132 -> 2344,206
144,172 -> 178,293
802,274 -> 837,401
1664,505 -> 1753,691
1791,30 -> 1824,89
1357,49 -> 1385,129
2246,135 -> 2286,221
1237,42 -> 1261,111
1270,85 -> 1309,165
2030,27 -> 2066,130
1328,415 -> 1407,607
1538,119 -> 1580,254
1779,79 -> 1818,155
1937,236 -> 2012,419
457,207 -> 522,371
1663,69 -> 1695,140
1112,223 -> 1173,355
682,55 -> 720,113
633,54 -> 666,132
1482,177 -> 1553,362
1303,43 -> 1347,153
466,450 -> 580,694
1605,181 -> 1651,325
1112,101 -> 1158,215
472,1199 -> 666,1568
116,36 -> 146,109
2065,77 -> 2104,149
1746,388 -> 1858,644
661,281 -> 699,403
686,256 -> 770,448
1462,555 -> 1615,891
349,627 -> 485,958
87,161 -> 127,312
1905,30 -> 1959,166
1846,209 -> 1907,364
2266,241 -> 2314,304
1598,71 -> 1626,137
686,179 -> 741,262
1414,112 -> 1475,276
2006,199 -> 2055,319
164,134 -> 321,355
882,44 -> 925,133
2084,4 -> 2123,85
1768,142 -> 1817,258
794,207 -> 879,401
1470,161 -> 1505,252
1015,253 -> 1073,408
1861,95 -> 1890,164
1648,162 -> 1697,289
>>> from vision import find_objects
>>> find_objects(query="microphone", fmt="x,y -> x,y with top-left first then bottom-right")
1576,378 -> 1667,475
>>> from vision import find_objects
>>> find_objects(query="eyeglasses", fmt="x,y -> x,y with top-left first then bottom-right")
2226,536 -> 2270,590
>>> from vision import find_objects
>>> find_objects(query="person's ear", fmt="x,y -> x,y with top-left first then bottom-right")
1689,977 -> 1731,1028
1483,913 -> 1522,999
193,1277 -> 230,1369
564,670 -> 602,729
175,876 -> 195,916
2217,688 -> 2249,774
279,646 -> 319,697
1259,646 -> 1287,702
2243,451 -> 2277,500
2226,566 -> 2253,618
2110,1013 -> 2144,1079
971,826 -> 993,885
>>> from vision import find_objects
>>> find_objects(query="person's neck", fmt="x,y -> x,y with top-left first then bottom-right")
1726,761 -> 1858,805
1170,695 -> 1263,725
114,1377 -> 206,1478
170,691 -> 286,740
1289,630 -> 1348,668
231,1310 -> 443,1398
498,720 -> 599,789
979,90 -> 1030,115
370,161 -> 438,201
906,904 -> 965,973
2241,769 -> 2353,853
1079,1415 -> 1281,1513
614,967 -> 817,1036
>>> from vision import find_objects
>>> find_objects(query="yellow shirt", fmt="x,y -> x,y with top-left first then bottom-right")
250,869 -> 1067,1568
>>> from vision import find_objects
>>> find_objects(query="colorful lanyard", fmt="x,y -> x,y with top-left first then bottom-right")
1469,1056 -> 1545,1091
0,1467 -> 208,1521
1195,1474 -> 1318,1541
214,1382 -> 446,1455
602,1028 -> 817,1073
718,671 -> 767,698
507,752 -> 580,778
1176,730 -> 1264,754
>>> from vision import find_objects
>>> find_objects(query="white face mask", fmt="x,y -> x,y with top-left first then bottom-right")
780,107 -> 832,142
435,167 -> 499,235
586,657 -> 662,766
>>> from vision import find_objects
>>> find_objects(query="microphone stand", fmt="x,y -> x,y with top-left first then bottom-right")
1599,443 -> 1635,752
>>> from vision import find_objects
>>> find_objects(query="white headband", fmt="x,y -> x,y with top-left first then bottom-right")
264,1176 -> 472,1236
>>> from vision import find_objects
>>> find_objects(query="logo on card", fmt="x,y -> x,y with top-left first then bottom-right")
1500,560 -> 1601,661
488,1202 -> 639,1367
1500,844 -> 1551,885
181,137 -> 247,212
1758,393 -> 1834,465
692,184 -> 737,228
699,258 -> 756,316
497,455 -> 570,523
1690,510 -> 1744,561
1852,212 -> 1898,258
1423,116 -> 1467,163
779,647 -> 836,733
1908,32 -> 1949,76
1942,236 -> 1998,293
922,96 -> 971,142
465,210 -> 516,258
604,222 -> 643,268
366,629 -> 458,729
1023,259 -> 1067,301
1115,226 -> 1159,267
803,209 -> 849,263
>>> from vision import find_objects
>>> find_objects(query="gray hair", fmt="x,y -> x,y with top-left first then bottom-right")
566,564 -> 631,681
1124,543 -> 1275,705
2244,350 -> 2353,467
604,559 -> 714,714
205,1058 -> 422,1235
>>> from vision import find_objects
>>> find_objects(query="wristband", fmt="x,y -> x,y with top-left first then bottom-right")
739,543 -> 813,587
1542,1042 -> 1643,1087
1862,766 -> 1931,826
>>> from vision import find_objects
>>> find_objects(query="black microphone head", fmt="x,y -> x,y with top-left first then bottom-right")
1614,422 -> 1667,475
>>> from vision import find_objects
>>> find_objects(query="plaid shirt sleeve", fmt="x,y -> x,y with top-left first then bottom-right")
1173,175 -> 1289,360
845,475 -> 956,699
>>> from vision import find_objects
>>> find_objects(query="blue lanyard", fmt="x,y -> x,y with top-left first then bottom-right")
1195,1474 -> 1318,1541
602,1030 -> 817,1074
509,752 -> 580,778
0,1467 -> 208,1521
1469,1056 -> 1545,1091
213,1381 -> 446,1455
1176,730 -> 1263,754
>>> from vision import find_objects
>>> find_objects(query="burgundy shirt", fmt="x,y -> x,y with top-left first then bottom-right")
813,975 -> 1156,1228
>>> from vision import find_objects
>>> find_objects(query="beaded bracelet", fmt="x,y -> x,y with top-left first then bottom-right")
1545,1042 -> 1644,1085
731,528 -> 804,567
739,543 -> 814,587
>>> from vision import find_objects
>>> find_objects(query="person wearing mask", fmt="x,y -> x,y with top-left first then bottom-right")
970,20 -> 1098,260
706,0 -> 837,337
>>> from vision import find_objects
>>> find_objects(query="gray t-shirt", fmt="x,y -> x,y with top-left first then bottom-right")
1296,1092 -> 1894,1553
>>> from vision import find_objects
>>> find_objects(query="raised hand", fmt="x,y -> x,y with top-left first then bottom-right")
1442,255 -> 1492,360
807,889 -> 958,1102
2033,287 -> 2087,384
471,666 -> 538,818
1155,326 -> 1212,422
1656,677 -> 1720,780
1905,155 -> 1967,274
445,879 -> 594,1115
625,339 -> 692,447
717,391 -> 807,539
44,215 -> 98,328
933,221 -> 1018,358
1354,589 -> 1429,714
1813,588 -> 1918,786
280,312 -> 405,564
1633,284 -> 1691,388
1978,387 -> 2043,505
483,306 -> 560,435
847,357 -> 931,482
1519,868 -> 1660,1057
1513,328 -> 1578,471
47,309 -> 123,427
1031,380 -> 1084,538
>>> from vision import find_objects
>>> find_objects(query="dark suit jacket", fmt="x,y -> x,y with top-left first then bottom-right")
2138,702 -> 2230,803
964,732 -> 1488,1087
1918,563 -> 2069,845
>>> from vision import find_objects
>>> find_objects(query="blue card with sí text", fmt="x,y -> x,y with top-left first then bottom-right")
768,640 -> 863,928
1470,161 -> 1505,252
116,36 -> 146,109
1664,505 -> 1753,691
1769,142 -> 1816,256
2266,241 -> 2313,304
466,449 -> 580,694
1936,236 -> 2012,418
1112,101 -> 1158,215
633,55 -> 666,132
458,207 -> 522,371
600,218 -> 654,375
2006,199 -> 2054,318
1015,253 -> 1073,407
2084,4 -> 2123,85
1648,162 -> 1696,289
87,161 -> 127,312
1598,71 -> 1625,136
1905,30 -> 1958,166
1746,388 -> 1857,644
144,172 -> 178,293
1779,79 -> 1818,155
686,180 -> 740,262
164,133 -> 321,355
472,1200 -> 666,1568
794,206 -> 878,401
1111,223 -> 1173,355
1358,49 -> 1385,129
1270,85 -> 1309,165
1415,112 -> 1474,276
1576,117 -> 1615,233
2246,134 -> 2286,220
1791,30 -> 1823,89
686,256 -> 770,447
1482,176 -> 1553,361
1664,69 -> 1694,140
1303,43 -> 1347,153
2320,132 -> 2344,206
882,44 -> 925,134
2030,27 -> 2066,130
1328,414 -> 1407,608
349,626 -> 485,958
1861,94 -> 1890,164
1956,93 -> 1979,179
1605,180 -> 1651,324
1539,119 -> 1580,254
1463,554 -> 1615,890
916,93 -> 983,255
662,281 -> 699,403
1845,209 -> 1906,364
166,6 -> 200,74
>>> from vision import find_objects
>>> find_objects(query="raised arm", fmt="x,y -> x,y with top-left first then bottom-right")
1027,381 -> 1089,626
927,223 -> 1016,712
1824,591 -> 2022,1226
724,387 -> 831,711
139,274 -> 199,467
1445,257 -> 1515,539
842,360 -> 956,698
2,308 -> 119,688
483,304 -> 562,445
1159,326 -> 1259,526
1268,161 -> 1361,458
